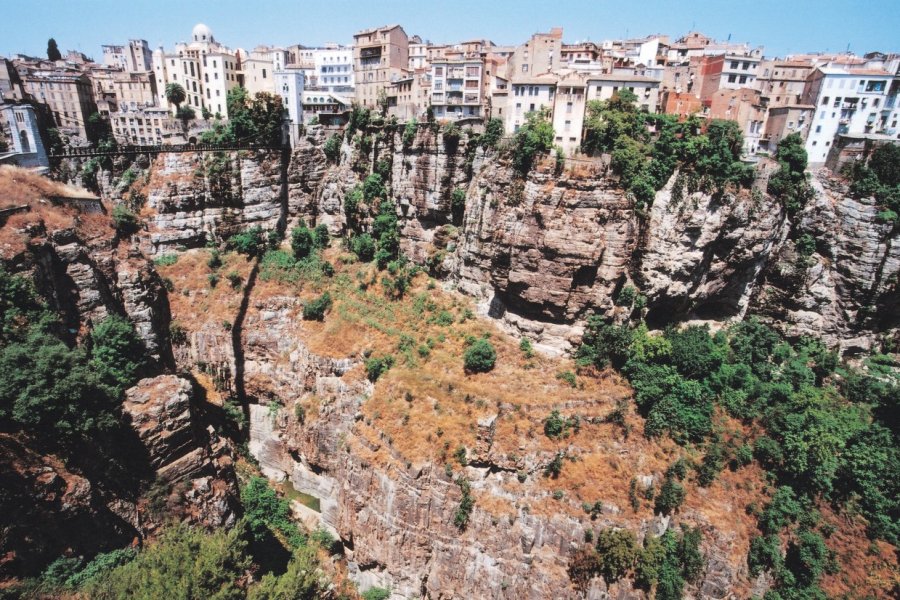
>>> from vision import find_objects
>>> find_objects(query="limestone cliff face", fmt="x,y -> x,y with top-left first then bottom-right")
141,150 -> 285,256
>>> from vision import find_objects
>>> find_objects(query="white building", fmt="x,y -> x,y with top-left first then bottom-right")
313,46 -> 354,93
275,68 -> 305,145
587,74 -> 660,112
801,66 -> 899,163
409,42 -> 428,70
101,40 -> 152,73
552,72 -> 587,156
240,46 -> 289,97
505,75 -> 557,133
152,23 -> 241,118
431,58 -> 483,120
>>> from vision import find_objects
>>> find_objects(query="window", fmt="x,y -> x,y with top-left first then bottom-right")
739,75 -> 747,84
822,96 -> 829,105
730,61 -> 739,69
564,120 -> 571,131
866,80 -> 886,92
522,64 -> 529,72
742,61 -> 750,70
262,69 -> 266,78
566,101 -> 573,113
815,125 -> 822,133
530,103 -> 535,112
728,74 -> 737,83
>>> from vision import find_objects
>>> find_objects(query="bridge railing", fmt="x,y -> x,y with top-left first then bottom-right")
51,142 -> 283,158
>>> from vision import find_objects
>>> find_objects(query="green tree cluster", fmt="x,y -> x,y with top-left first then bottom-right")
843,143 -> 900,222
512,109 -> 555,175
767,133 -> 815,215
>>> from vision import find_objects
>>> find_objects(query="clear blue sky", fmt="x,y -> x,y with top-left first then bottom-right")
2,0 -> 898,60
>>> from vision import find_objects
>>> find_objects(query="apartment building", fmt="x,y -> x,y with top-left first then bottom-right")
353,24 -> 409,109
801,66 -> 899,163
240,46 -> 290,96
89,67 -> 157,113
507,28 -> 563,78
110,106 -> 177,144
505,75 -> 557,133
431,58 -> 483,120
20,70 -> 97,142
275,68 -> 304,145
313,46 -> 354,93
756,59 -> 814,107
551,72 -> 587,155
152,24 -> 241,118
698,52 -> 763,101
708,87 -> 767,154
587,74 -> 660,112
101,40 -> 152,73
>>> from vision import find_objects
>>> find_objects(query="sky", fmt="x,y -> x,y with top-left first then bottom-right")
1,0 -> 898,60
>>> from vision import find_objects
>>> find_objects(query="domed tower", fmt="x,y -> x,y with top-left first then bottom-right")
192,23 -> 214,44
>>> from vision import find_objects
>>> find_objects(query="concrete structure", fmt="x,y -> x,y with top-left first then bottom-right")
660,90 -> 704,118
824,133 -> 899,173
101,40 -> 152,73
756,59 -> 814,107
275,68 -> 305,145
801,66 -> 899,163
551,72 -> 587,155
0,103 -> 48,167
20,70 -> 97,142
408,39 -> 428,70
240,46 -> 289,96
587,74 -> 660,113
313,46 -> 354,93
762,104 -> 815,153
353,24 -> 409,109
431,58 -> 483,120
507,28 -> 563,78
152,24 -> 241,118
110,107 -> 178,145
301,91 -> 350,125
699,53 -> 762,101
0,59 -> 25,101
505,75 -> 557,133
708,87 -> 767,154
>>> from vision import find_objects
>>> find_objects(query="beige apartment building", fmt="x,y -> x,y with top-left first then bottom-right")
507,28 -> 563,79
756,59 -> 814,107
21,70 -> 97,142
353,24 -> 409,109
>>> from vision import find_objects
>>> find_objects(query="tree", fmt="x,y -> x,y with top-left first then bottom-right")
464,338 -> 496,373
176,105 -> 196,137
323,134 -> 341,163
248,546 -> 329,600
85,525 -> 250,600
512,109 -> 555,175
594,529 -> 638,583
291,226 -> 315,259
767,133 -> 814,214
90,314 -> 146,394
47,38 -> 62,61
248,92 -> 286,146
164,83 -> 186,113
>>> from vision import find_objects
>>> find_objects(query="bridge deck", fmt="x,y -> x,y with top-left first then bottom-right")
51,143 -> 283,158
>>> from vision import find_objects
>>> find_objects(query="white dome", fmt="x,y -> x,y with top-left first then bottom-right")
192,23 -> 213,42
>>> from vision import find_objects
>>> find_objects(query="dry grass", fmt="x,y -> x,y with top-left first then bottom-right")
0,165 -> 110,258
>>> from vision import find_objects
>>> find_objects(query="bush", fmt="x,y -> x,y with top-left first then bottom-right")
453,475 -> 474,530
291,225 -> 315,259
594,529 -> 638,583
544,451 -> 564,478
248,546 -> 330,600
207,249 -> 223,269
111,204 -> 140,235
512,109 -> 554,175
153,254 -> 179,267
302,292 -> 332,321
323,133 -> 341,163
402,119 -> 417,148
226,271 -> 242,289
313,223 -> 330,249
654,476 -> 686,515
350,233 -> 376,262
544,409 -> 566,439
241,477 -> 305,548
463,338 -> 496,373
90,314 -> 146,394
84,525 -> 250,600
229,226 -> 266,257
66,548 -> 137,588
361,587 -> 391,600
365,354 -> 395,382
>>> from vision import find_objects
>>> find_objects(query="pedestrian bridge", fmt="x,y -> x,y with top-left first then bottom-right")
50,142 -> 283,159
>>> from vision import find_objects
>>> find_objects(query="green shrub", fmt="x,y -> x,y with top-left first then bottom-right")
544,409 -> 566,439
463,338 -> 496,373
519,337 -> 534,358
402,118 -> 418,148
248,546 -> 330,600
654,476 -> 686,515
153,254 -> 179,267
302,292 -> 332,321
556,370 -> 577,388
350,233 -> 376,261
207,249 -> 222,269
365,354 -> 395,382
313,223 -> 330,249
594,529 -> 638,583
615,285 -> 638,307
229,226 -> 266,257
323,133 -> 341,163
241,477 -> 305,549
90,314 -> 146,394
208,273 -> 220,287
544,451 -> 564,478
111,204 -> 140,235
453,475 -> 474,530
66,548 -> 137,588
361,587 -> 391,600
291,225 -> 315,259
226,271 -> 242,289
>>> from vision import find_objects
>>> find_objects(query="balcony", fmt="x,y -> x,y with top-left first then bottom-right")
359,46 -> 382,59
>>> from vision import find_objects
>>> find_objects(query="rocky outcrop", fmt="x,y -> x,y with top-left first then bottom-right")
142,150 -> 284,256
123,375 -> 239,529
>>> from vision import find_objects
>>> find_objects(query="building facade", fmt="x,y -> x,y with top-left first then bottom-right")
431,58 -> 483,120
353,24 -> 409,108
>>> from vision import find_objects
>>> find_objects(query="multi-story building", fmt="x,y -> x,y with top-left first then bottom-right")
110,106 -> 177,145
708,87 -> 767,154
239,46 -> 289,97
562,42 -> 601,66
275,68 -> 304,145
507,28 -> 563,79
101,40 -> 152,73
89,67 -> 157,113
0,102 -> 49,166
353,24 -> 409,109
756,59 -> 814,107
0,58 -> 25,101
762,104 -> 815,152
313,46 -> 354,93
660,90 -> 704,118
587,74 -> 660,112
20,69 -> 97,142
301,90 -> 350,125
430,58 -> 483,120
152,24 -> 241,118
801,66 -> 899,163
505,75 -> 557,133
408,37 -> 428,71
551,72 -> 587,155
698,52 -> 763,101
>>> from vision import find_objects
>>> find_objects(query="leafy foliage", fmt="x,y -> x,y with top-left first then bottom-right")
290,226 -> 315,260
84,525 -> 250,600
323,134 -> 341,163
302,292 -> 332,321
247,545 -> 330,600
511,109 -> 554,175
844,143 -> 900,222
365,354 -> 395,382
90,314 -> 147,394
453,475 -> 474,530
241,477 -> 306,549
463,338 -> 497,373
594,529 -> 638,583
112,204 -> 140,235
229,226 -> 267,257
767,133 -> 815,215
